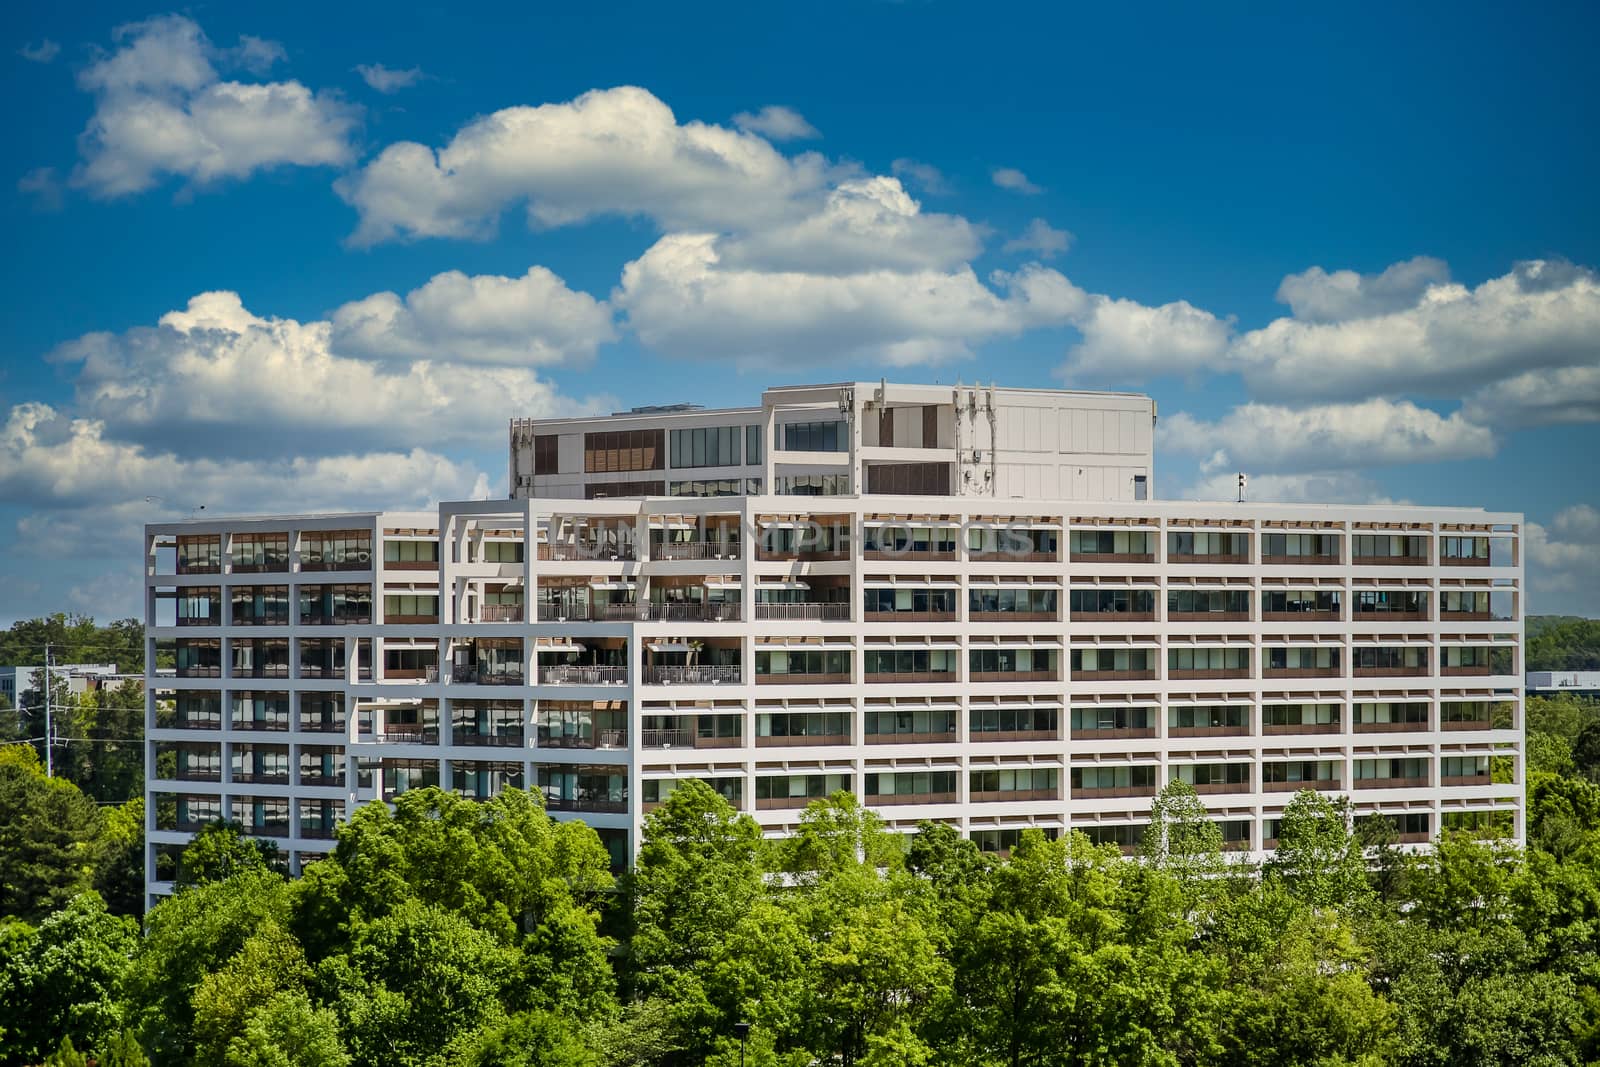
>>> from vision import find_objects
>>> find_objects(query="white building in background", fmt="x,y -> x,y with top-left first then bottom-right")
142,381 -> 1525,899
2,663 -> 122,709
1526,671 -> 1600,697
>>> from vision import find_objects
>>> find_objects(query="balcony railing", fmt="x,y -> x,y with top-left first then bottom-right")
175,769 -> 221,782
545,543 -> 636,562
1441,664 -> 1494,677
971,610 -> 1059,623
865,792 -> 957,806
367,726 -> 440,744
1261,667 -> 1342,679
176,665 -> 223,678
642,664 -> 742,685
541,665 -> 629,686
1263,722 -> 1340,735
543,795 -> 628,814
476,604 -> 525,623
231,719 -> 291,732
1442,775 -> 1492,787
1167,553 -> 1249,565
233,665 -> 291,680
1441,555 -> 1491,567
536,603 -> 638,622
299,718 -> 348,734
971,729 -> 1061,743
651,542 -> 741,561
639,602 -> 742,622
1261,554 -> 1337,566
863,548 -> 959,562
297,774 -> 344,787
1355,776 -> 1429,790
639,729 -> 740,749
1264,778 -> 1340,792
1190,781 -> 1249,795
862,671 -> 955,685
1071,669 -> 1157,681
298,824 -> 339,840
1167,725 -> 1248,738
755,603 -> 850,621
866,730 -> 960,744
1354,720 -> 1428,733
538,729 -> 628,749
298,615 -> 373,626
1168,668 -> 1253,680
1442,719 -> 1493,731
1072,784 -> 1158,799
971,788 -> 1060,802
970,670 -> 1061,683
1068,551 -> 1153,564
755,733 -> 850,748
1352,555 -> 1429,567
1353,665 -> 1430,678
1069,726 -> 1158,740
864,610 -> 958,623
231,770 -> 290,785
1260,610 -> 1341,622
1070,611 -> 1157,623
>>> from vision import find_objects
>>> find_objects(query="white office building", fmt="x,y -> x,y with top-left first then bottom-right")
142,381 -> 1524,897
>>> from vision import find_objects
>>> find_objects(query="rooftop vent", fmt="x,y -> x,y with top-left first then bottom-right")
616,403 -> 705,416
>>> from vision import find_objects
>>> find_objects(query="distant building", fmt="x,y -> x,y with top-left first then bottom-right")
0,663 -> 121,708
1526,671 -> 1600,697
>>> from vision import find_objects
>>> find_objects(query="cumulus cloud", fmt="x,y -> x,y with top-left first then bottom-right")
614,234 -> 1084,366
330,266 -> 615,365
891,158 -> 950,196
50,289 -> 605,458
1159,399 -> 1497,475
1233,258 -> 1600,402
1274,256 -> 1451,323
19,39 -> 60,63
1174,468 -> 1396,506
715,177 -> 983,274
1462,363 -> 1600,429
1526,505 -> 1600,616
732,105 -> 819,141
72,14 -> 359,197
17,167 -> 64,211
991,167 -> 1042,194
356,63 -> 424,93
336,85 -> 832,245
1061,294 -> 1234,384
1002,218 -> 1072,258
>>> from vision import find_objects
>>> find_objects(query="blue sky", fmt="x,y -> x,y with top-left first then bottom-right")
1,1 -> 1597,625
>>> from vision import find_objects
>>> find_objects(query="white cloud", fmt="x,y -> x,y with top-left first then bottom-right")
1461,363 -> 1600,429
17,167 -> 63,211
1233,258 -> 1600,403
51,289 -> 605,458
1526,505 -> 1600,616
891,159 -> 950,196
330,266 -> 615,365
1002,218 -> 1072,258
19,39 -> 60,63
714,176 -> 983,274
732,105 -> 819,141
991,167 -> 1042,194
1159,399 -> 1497,475
337,85 -> 831,245
1274,256 -> 1450,322
614,233 -> 1083,366
1175,468 -> 1396,506
72,14 -> 359,197
356,63 -> 424,93
1061,294 -> 1234,384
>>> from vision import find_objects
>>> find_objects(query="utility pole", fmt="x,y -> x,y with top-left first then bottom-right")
43,643 -> 52,777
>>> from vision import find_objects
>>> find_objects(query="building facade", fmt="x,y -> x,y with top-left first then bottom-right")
1526,671 -> 1600,697
142,479 -> 1525,900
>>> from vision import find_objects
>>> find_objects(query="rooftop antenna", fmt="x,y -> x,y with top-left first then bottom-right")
1236,473 -> 1247,503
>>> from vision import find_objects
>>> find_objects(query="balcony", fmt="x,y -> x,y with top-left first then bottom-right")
652,542 -> 741,561
1167,725 -> 1248,738
1353,665 -> 1429,678
755,733 -> 849,748
1442,775 -> 1491,787
543,795 -> 627,814
1353,610 -> 1429,622
1166,611 -> 1248,623
539,730 -> 628,750
541,665 -> 628,686
972,610 -> 1058,623
176,665 -> 223,679
1069,726 -> 1157,741
1168,668 -> 1252,680
970,670 -> 1060,684
544,543 -> 636,562
232,719 -> 291,733
1072,784 -> 1158,799
298,824 -> 339,840
1355,777 -> 1428,790
242,822 -> 292,839
1262,555 -> 1337,566
299,718 -> 348,734
1072,669 -> 1157,682
453,728 -> 527,747
1261,667 -> 1342,679
450,666 -> 526,686
298,615 -> 372,626
1168,553 -> 1249,565
368,726 -> 440,744
298,773 -> 344,787
1354,720 -> 1428,734
639,729 -> 740,749
477,605 -> 524,623
756,796 -> 820,810
642,665 -> 741,685
1190,781 -> 1248,796
1069,552 -> 1153,564
1442,719 -> 1492,732
536,603 -> 638,622
233,665 -> 291,680
759,672 -> 851,685
232,770 -> 290,785
1441,555 -> 1491,568
861,671 -> 954,685
865,610 -> 958,623
971,788 -> 1060,803
174,768 -> 221,782
756,603 -> 850,621
1261,610 -> 1341,623
1352,555 -> 1429,567
866,730 -> 960,745
1264,778 -> 1339,792
1263,722 -> 1339,735
755,545 -> 848,562
1440,610 -> 1494,622
1442,664 -> 1493,677
639,603 -> 742,622
865,792 -> 956,806
972,729 -> 1062,743
863,547 -> 958,562
1072,610 -> 1157,623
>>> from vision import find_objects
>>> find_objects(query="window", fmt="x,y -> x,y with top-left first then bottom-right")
865,771 -> 957,798
533,434 -> 560,475
746,424 -> 763,465
1441,756 -> 1489,779
671,478 -> 759,497
1261,532 -> 1339,559
867,707 -> 959,737
299,585 -> 373,624
176,535 -> 221,574
384,594 -> 439,620
1069,706 -> 1152,733
1166,589 -> 1248,615
1441,536 -> 1489,561
972,767 -> 1060,795
1074,588 -> 1156,614
863,588 -> 958,615
1168,705 -> 1248,730
969,648 -> 1058,675
1352,534 -> 1429,560
643,777 -> 742,805
755,774 -> 852,800
231,533 -> 289,572
1133,475 -> 1148,501
1265,647 -> 1340,671
1353,646 -> 1429,671
1175,763 -> 1249,787
1263,703 -> 1340,727
1355,702 -> 1429,725
756,711 -> 850,739
585,479 -> 665,499
755,650 -> 851,676
384,540 -> 439,564
1168,647 -> 1251,672
1070,530 -> 1154,557
973,706 -> 1060,735
781,420 -> 846,452
584,429 -> 664,473
1262,589 -> 1341,614
232,585 -> 290,625
866,462 -> 951,495
301,530 -> 372,570
862,649 -> 957,676
670,425 -> 743,469
1070,648 -> 1154,673
1168,531 -> 1249,557
1263,760 -> 1339,784
1354,591 -> 1428,615
970,587 -> 1058,615
1070,766 -> 1153,791
774,474 -> 849,496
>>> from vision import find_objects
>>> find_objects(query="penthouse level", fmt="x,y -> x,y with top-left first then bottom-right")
510,381 -> 1156,502
142,494 -> 1524,901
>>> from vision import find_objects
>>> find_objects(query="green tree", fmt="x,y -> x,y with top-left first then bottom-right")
223,990 -> 349,1067
42,1037 -> 88,1067
1267,790 -> 1371,911
776,792 -> 904,879
176,819 -> 284,887
1573,719 -> 1600,782
94,797 -> 145,917
95,1031 -> 150,1067
191,923 -> 313,1063
1143,778 -> 1229,905
0,762 -> 104,921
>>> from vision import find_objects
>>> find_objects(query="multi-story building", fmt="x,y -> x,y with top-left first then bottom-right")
143,382 -> 1525,899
